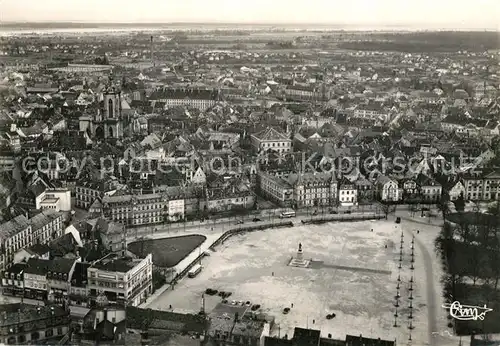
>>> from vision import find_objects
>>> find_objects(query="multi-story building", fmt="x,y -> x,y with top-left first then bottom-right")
264,328 -> 395,346
102,192 -> 166,226
353,175 -> 374,202
250,127 -> 292,154
258,172 -> 294,206
87,254 -> 153,307
0,153 -> 15,172
449,181 -> 466,201
91,218 -> 127,254
28,210 -> 64,245
167,199 -> 185,221
375,175 -> 401,202
338,177 -> 358,206
258,171 -> 337,208
205,176 -> 255,213
0,215 -> 31,270
463,171 -> 500,201
23,258 -> 50,300
75,179 -> 117,209
0,211 -> 60,270
35,188 -> 71,212
69,262 -> 91,307
400,178 -> 419,201
47,258 -> 77,304
353,103 -> 391,124
416,174 -> 442,202
287,172 -> 337,208
207,303 -> 270,345
283,85 -> 325,102
0,303 -> 71,345
149,87 -> 220,111
1,262 -> 26,297
49,63 -> 113,73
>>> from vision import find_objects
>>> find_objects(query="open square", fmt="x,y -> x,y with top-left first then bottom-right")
128,234 -> 207,268
147,221 -> 428,343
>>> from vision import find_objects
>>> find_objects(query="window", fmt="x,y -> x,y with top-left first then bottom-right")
108,99 -> 114,118
57,327 -> 63,335
45,329 -> 53,337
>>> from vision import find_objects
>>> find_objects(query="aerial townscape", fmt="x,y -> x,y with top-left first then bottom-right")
0,3 -> 500,346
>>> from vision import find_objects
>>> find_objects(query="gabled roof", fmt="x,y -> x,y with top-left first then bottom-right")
48,258 -> 76,275
24,258 -> 51,276
0,215 -> 29,241
252,127 -> 289,142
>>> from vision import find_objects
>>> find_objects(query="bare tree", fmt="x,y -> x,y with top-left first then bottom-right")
486,203 -> 500,290
437,194 -> 450,221
468,242 -> 483,286
436,221 -> 462,300
380,203 -> 396,220
453,193 -> 466,212
456,216 -> 473,245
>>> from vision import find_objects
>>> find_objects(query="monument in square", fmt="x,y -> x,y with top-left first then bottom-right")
288,243 -> 311,268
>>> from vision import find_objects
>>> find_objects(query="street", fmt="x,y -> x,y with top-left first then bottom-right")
126,204 -> 382,241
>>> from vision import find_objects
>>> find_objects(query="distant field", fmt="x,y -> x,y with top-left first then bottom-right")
128,235 -> 206,268
338,32 -> 500,52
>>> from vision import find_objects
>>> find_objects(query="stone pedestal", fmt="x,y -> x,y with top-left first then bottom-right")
288,244 -> 310,268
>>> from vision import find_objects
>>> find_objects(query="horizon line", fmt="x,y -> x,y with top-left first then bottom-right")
0,20 -> 498,30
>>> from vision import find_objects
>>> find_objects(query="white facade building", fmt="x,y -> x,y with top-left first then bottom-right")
87,254 -> 153,307
36,188 -> 72,211
168,199 -> 185,221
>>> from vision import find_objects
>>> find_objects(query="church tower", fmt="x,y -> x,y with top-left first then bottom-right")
102,85 -> 123,139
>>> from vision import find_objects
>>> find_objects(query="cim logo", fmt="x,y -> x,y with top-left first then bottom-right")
442,301 -> 493,321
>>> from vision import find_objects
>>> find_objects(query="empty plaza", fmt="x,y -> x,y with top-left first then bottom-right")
147,220 -> 429,343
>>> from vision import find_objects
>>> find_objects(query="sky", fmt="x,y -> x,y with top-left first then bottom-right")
1,0 -> 499,30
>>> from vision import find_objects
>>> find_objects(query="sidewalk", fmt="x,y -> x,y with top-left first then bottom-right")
139,230 -> 225,309
127,204 -> 380,236
398,210 -> 444,227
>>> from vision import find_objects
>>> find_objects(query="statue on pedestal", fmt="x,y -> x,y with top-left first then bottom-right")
298,243 -> 302,252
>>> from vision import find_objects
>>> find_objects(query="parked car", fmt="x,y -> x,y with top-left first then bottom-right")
329,209 -> 338,214
251,304 -> 261,311
205,288 -> 218,295
283,307 -> 290,314
395,217 -> 401,224
252,217 -> 261,222
235,220 -> 244,225
326,313 -> 336,319
344,210 -> 351,214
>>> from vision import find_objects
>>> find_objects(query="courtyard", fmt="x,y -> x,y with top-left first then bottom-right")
128,234 -> 207,268
147,220 -> 429,343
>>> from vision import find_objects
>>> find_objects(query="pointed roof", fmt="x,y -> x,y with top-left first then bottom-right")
89,198 -> 102,210
252,127 -> 289,141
